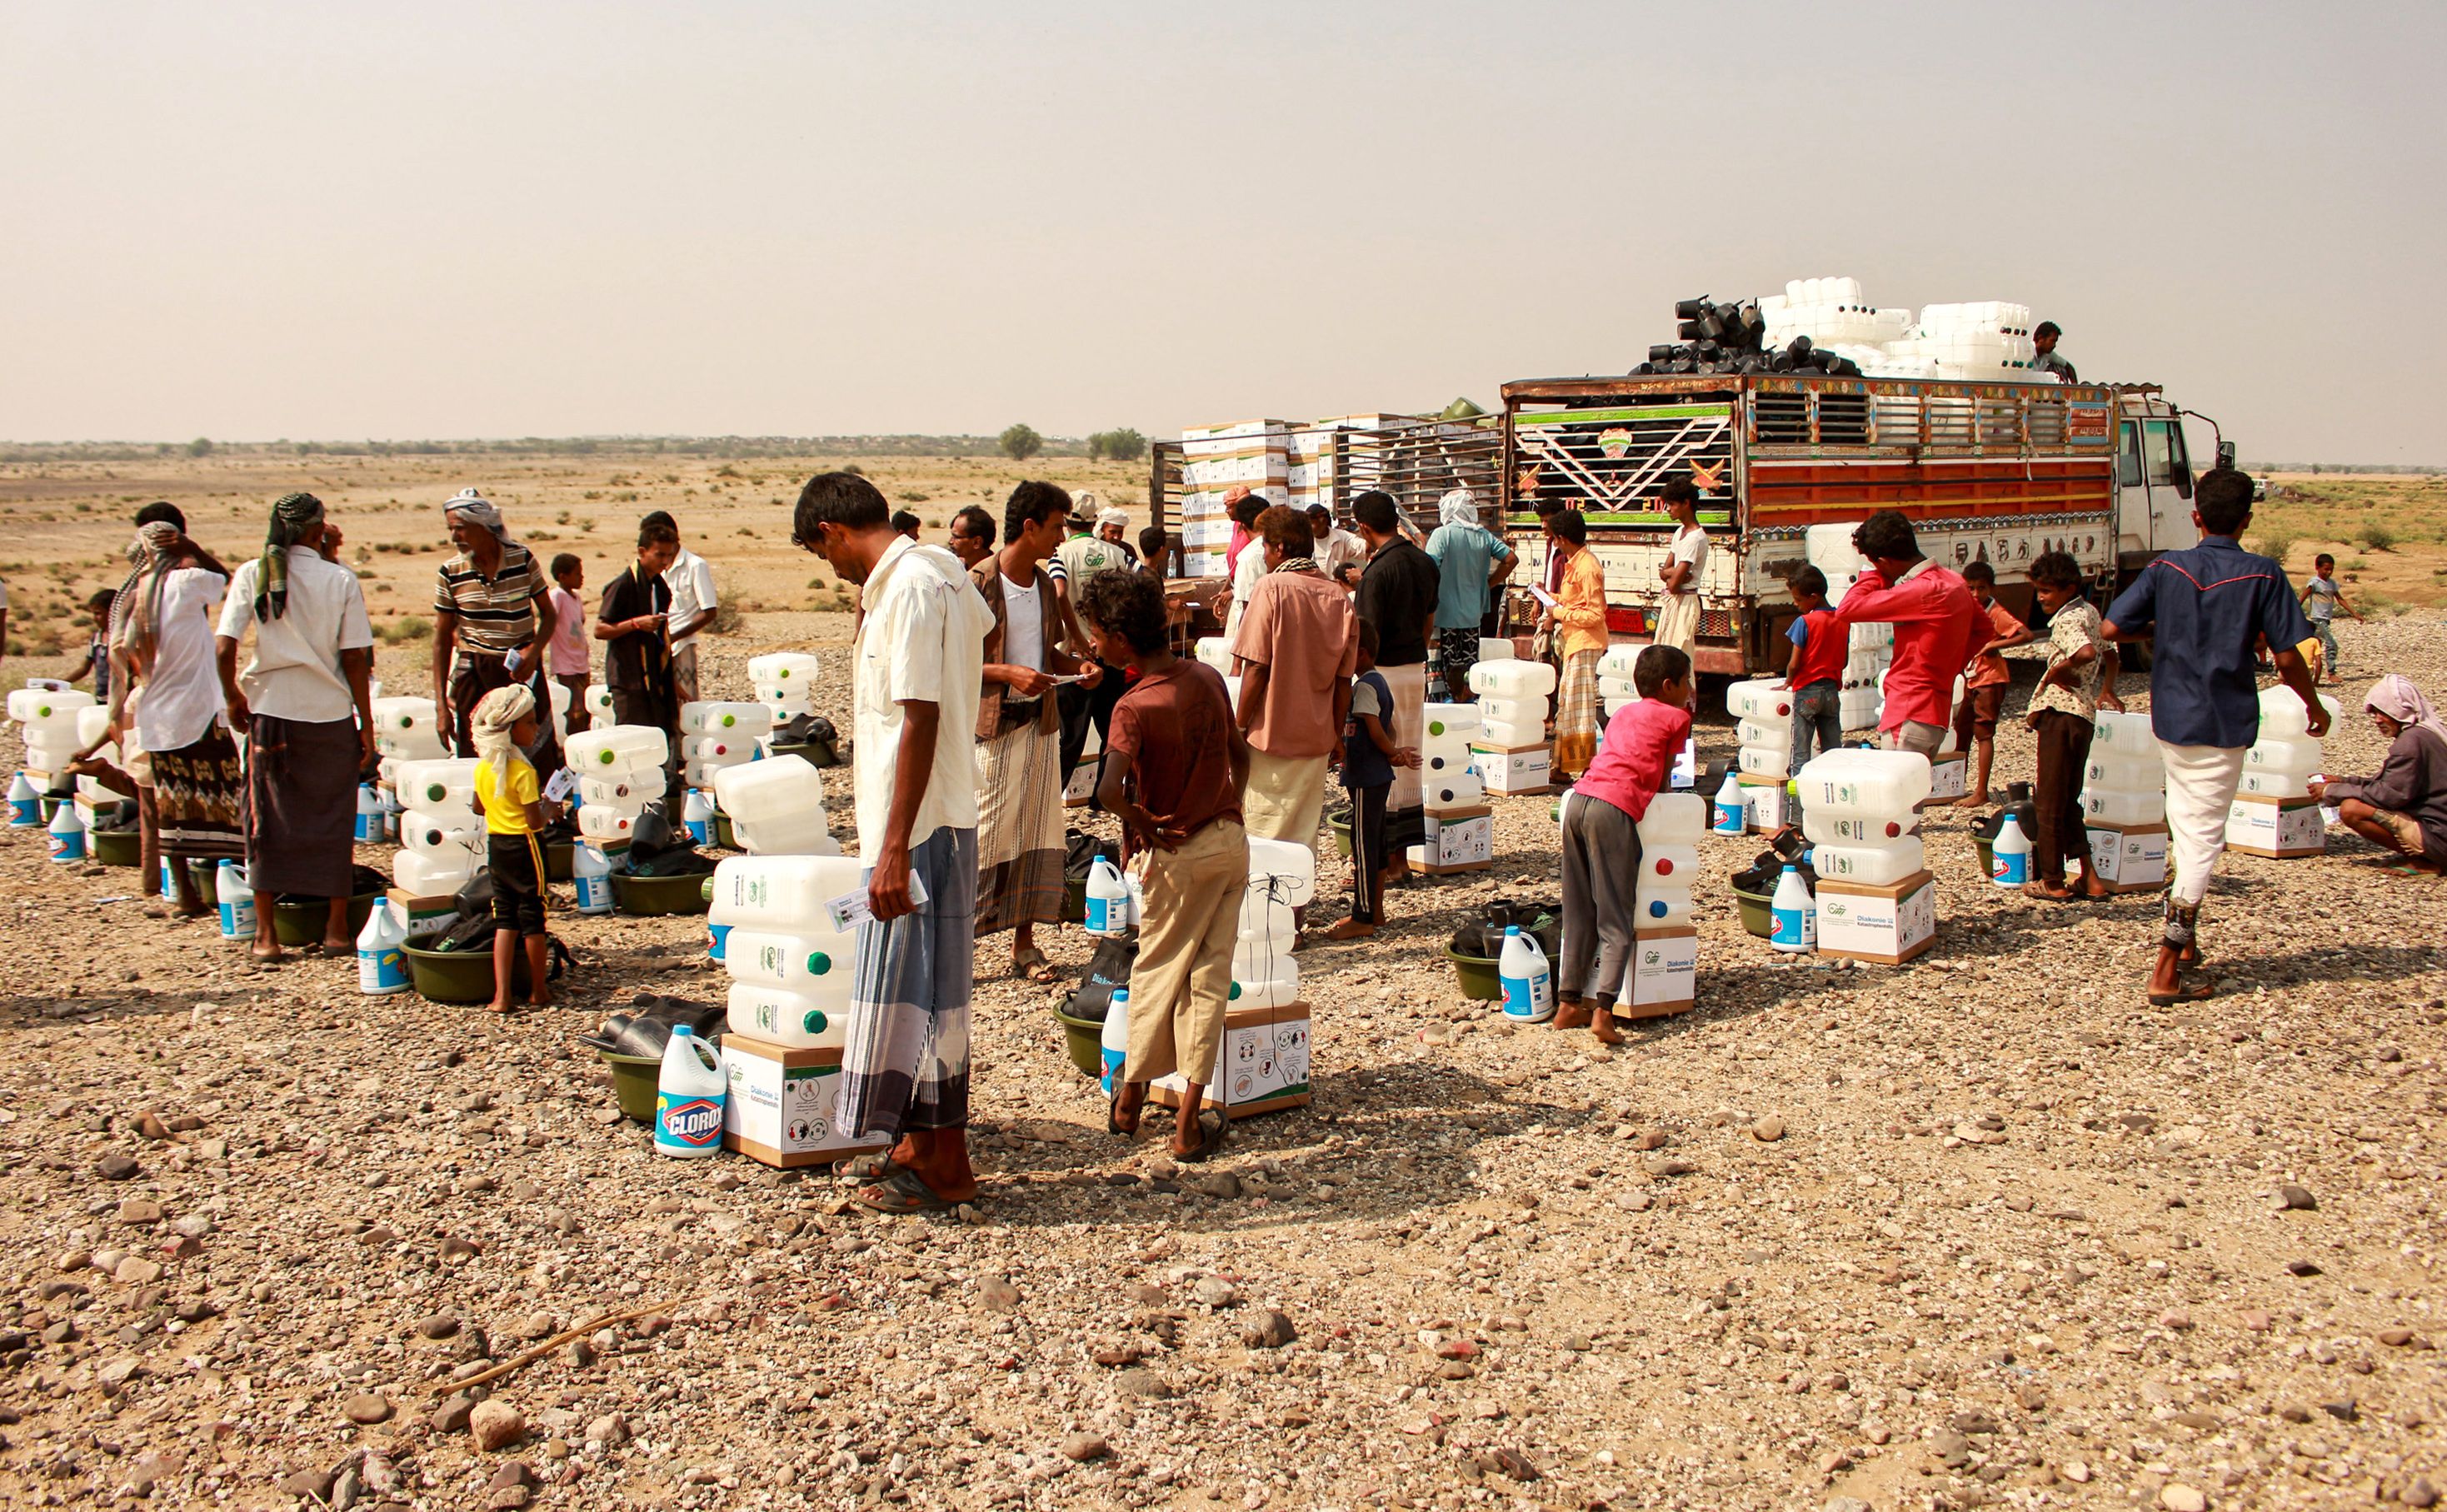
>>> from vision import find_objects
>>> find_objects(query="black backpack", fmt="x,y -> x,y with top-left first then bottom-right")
1062,934 -> 1139,1025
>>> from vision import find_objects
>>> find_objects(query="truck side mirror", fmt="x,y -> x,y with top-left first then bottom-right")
2215,441 -> 2237,472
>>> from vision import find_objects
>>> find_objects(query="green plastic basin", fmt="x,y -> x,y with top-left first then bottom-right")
1446,946 -> 1501,1001
403,935 -> 536,1006
272,890 -> 381,947
612,871 -> 711,916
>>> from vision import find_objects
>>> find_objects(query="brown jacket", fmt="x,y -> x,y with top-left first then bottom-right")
969,556 -> 1070,740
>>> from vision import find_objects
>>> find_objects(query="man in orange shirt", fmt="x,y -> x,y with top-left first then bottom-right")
1954,559 -> 2033,806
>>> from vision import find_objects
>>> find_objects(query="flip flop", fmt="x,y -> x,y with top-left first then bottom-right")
838,1153 -> 898,1182
853,1168 -> 961,1214
1174,1111 -> 1230,1165
2146,975 -> 2215,1007
1012,946 -> 1061,985
2020,881 -> 2076,903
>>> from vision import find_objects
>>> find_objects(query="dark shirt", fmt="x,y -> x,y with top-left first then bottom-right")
1342,669 -> 1396,789
1356,538 -> 1440,666
598,564 -> 674,704
2325,726 -> 2447,866
1106,660 -> 1241,840
2105,536 -> 2312,748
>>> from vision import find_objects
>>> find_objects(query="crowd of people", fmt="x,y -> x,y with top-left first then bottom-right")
17,462 -> 2447,1211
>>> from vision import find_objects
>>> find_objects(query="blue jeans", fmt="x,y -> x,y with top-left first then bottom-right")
1790,679 -> 1843,768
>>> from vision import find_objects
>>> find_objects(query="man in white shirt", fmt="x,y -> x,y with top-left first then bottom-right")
792,471 -> 991,1215
1652,478 -> 1710,656
646,510 -> 718,704
214,492 -> 376,960
1308,504 -> 1367,588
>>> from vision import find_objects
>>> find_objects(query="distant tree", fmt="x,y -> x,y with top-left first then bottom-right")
999,423 -> 1043,462
185,437 -> 214,457
1090,427 -> 1147,463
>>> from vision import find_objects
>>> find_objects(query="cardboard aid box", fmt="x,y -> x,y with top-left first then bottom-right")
385,886 -> 459,937
2225,793 -> 2325,859
2085,821 -> 2168,893
1151,1001 -> 1312,1120
1735,772 -> 1787,831
1616,926 -> 1696,1021
1471,743 -> 1552,796
1815,869 -> 1937,966
1923,754 -> 1969,805
719,1034 -> 891,1169
1406,805 -> 1493,875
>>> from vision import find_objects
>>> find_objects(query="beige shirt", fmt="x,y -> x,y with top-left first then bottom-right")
217,550 -> 374,724
2030,598 -> 2105,720
853,536 -> 991,848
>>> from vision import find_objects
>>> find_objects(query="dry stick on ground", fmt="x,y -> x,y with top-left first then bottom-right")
432,1299 -> 692,1395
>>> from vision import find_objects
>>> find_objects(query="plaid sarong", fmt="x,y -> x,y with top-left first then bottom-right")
1434,626 -> 1481,704
1554,647 -> 1602,777
243,714 -> 361,897
150,725 -> 245,861
972,718 -> 1065,936
838,826 -> 979,1142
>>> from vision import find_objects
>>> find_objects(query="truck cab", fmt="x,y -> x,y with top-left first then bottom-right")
2114,386 -> 2201,571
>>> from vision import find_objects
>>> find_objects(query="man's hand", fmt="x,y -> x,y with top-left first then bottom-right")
1397,746 -> 1421,769
223,691 -> 252,735
358,726 -> 378,775
868,840 -> 915,922
2306,777 -> 2329,801
2098,689 -> 2125,714
2303,698 -> 2330,739
1073,662 -> 1105,691
1330,736 -> 1346,767
1001,666 -> 1055,699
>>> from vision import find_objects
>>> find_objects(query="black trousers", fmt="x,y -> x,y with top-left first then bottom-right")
487,832 -> 548,936
2031,709 -> 2095,886
1057,663 -> 1126,807
1347,782 -> 1389,923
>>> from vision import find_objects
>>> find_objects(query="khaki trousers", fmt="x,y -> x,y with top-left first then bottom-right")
1124,818 -> 1248,1085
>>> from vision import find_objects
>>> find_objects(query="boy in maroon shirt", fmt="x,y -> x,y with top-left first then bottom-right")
1777,566 -> 1847,767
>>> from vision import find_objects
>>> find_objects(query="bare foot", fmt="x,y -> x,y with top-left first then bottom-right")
320,936 -> 354,953
487,999 -> 519,1015
1321,918 -> 1376,941
1951,792 -> 1989,808
1591,1007 -> 1623,1045
527,986 -> 555,1007
1551,997 -> 1591,1030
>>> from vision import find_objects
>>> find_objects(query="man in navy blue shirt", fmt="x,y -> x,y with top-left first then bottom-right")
2105,467 -> 2327,1006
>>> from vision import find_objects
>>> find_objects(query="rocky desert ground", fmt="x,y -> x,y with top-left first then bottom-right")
0,455 -> 2443,1512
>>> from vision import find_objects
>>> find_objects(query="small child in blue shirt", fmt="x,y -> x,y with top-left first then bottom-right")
1328,621 -> 1416,940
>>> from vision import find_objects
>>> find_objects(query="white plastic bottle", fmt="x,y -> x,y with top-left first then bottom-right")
1084,856 -> 1130,936
1770,865 -> 1815,952
1100,986 -> 1131,1096
1496,925 -> 1555,1024
46,802 -> 86,862
7,771 -> 40,826
216,860 -> 256,941
354,783 -> 382,842
573,845 -> 615,914
682,788 -> 715,846
1713,771 -> 1746,835
652,1025 -> 727,1157
357,899 -> 411,996
1990,812 -> 2031,886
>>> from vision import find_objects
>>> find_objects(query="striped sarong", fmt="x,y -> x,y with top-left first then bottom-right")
972,717 -> 1066,936
1554,647 -> 1602,777
150,725 -> 245,861
1381,661 -> 1428,854
838,826 -> 978,1142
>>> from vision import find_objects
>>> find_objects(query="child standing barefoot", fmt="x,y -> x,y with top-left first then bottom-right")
467,685 -> 562,1013
1554,645 -> 1693,1044
1326,621 -> 1416,940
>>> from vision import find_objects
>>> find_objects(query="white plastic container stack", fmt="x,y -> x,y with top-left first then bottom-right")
1726,679 -> 1796,781
370,696 -> 447,761
1802,522 -> 1887,732
1633,792 -> 1704,926
1793,749 -> 1932,887
1476,638 -> 1516,665
566,726 -> 668,842
712,755 -> 839,856
2240,690 -> 2338,799
2081,712 -> 2168,824
712,854 -> 864,1049
1194,636 -> 1235,675
748,652 -> 821,719
1469,659 -> 1556,748
1420,701 -> 1481,783
545,677 -> 572,741
1230,836 -> 1312,1010
392,756 -> 480,811
12,688 -> 98,775
71,706 -> 121,802
1596,645 -> 1642,718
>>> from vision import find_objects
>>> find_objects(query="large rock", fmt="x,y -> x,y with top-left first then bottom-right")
470,1400 -> 527,1452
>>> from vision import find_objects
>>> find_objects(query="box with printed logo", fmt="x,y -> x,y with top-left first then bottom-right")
1150,1002 -> 1312,1120
2224,794 -> 2324,859
1815,870 -> 1937,966
1735,772 -> 1788,831
1616,926 -> 1697,1020
719,1034 -> 889,1169
1405,806 -> 1493,874
1470,743 -> 1552,796
1924,754 -> 1968,804
2085,821 -> 2169,892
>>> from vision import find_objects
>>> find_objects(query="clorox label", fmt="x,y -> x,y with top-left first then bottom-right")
657,1095 -> 723,1147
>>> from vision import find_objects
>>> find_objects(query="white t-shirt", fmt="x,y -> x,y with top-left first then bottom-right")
1667,526 -> 1710,598
216,549 -> 375,725
853,536 -> 990,849
136,568 -> 228,752
1225,544 -> 1268,638
663,546 -> 719,655
1000,572 -> 1045,671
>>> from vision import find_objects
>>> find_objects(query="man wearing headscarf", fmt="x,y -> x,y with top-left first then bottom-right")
432,489 -> 563,776
1423,488 -> 1516,701
2310,676 -> 2447,876
1053,495 -> 1136,788
216,492 -> 376,960
114,509 -> 241,915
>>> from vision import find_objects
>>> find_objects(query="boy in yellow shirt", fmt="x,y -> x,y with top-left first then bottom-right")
467,685 -> 562,1013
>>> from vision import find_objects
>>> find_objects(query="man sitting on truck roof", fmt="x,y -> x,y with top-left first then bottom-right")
1831,510 -> 1985,757
2032,322 -> 2076,383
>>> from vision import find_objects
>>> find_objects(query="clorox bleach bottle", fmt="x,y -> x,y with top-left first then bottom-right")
1713,771 -> 1746,836
572,844 -> 614,914
1770,864 -> 1815,952
9,771 -> 42,826
357,898 -> 411,996
355,782 -> 382,842
1990,811 -> 2031,886
215,860 -> 255,941
1084,856 -> 1129,936
1100,986 -> 1131,1096
1497,926 -> 1554,1024
682,788 -> 714,846
46,802 -> 86,862
652,1025 -> 727,1157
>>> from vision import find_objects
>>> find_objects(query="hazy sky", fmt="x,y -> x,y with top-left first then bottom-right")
5,1 -> 2441,462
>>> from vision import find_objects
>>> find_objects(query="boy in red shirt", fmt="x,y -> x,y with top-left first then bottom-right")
1553,645 -> 1694,1045
1777,566 -> 1846,767
1954,561 -> 2032,806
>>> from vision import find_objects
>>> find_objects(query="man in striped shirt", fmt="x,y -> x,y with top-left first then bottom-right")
432,490 -> 563,773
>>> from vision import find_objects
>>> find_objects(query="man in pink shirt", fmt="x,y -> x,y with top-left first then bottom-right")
1831,511 -> 1985,756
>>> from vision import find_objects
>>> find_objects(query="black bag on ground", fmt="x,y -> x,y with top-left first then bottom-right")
577,993 -> 726,1058
1062,935 -> 1138,1024
623,802 -> 717,879
772,713 -> 843,767
1448,898 -> 1562,961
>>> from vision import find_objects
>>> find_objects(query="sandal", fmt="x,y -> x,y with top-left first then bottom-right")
2020,881 -> 2075,903
1174,1111 -> 1229,1165
2146,975 -> 2215,1006
839,1153 -> 898,1182
1012,946 -> 1060,985
854,1168 -> 961,1214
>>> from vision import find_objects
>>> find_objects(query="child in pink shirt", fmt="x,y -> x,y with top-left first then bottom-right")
547,553 -> 592,734
1555,644 -> 1694,1043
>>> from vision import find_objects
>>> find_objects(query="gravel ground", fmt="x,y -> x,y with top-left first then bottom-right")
1,611 -> 2443,1512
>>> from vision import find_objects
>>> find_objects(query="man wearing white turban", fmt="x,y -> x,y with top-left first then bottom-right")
432,489 -> 563,776
1423,488 -> 1515,701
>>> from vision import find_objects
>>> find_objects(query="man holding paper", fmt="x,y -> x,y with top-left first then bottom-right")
792,471 -> 992,1215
